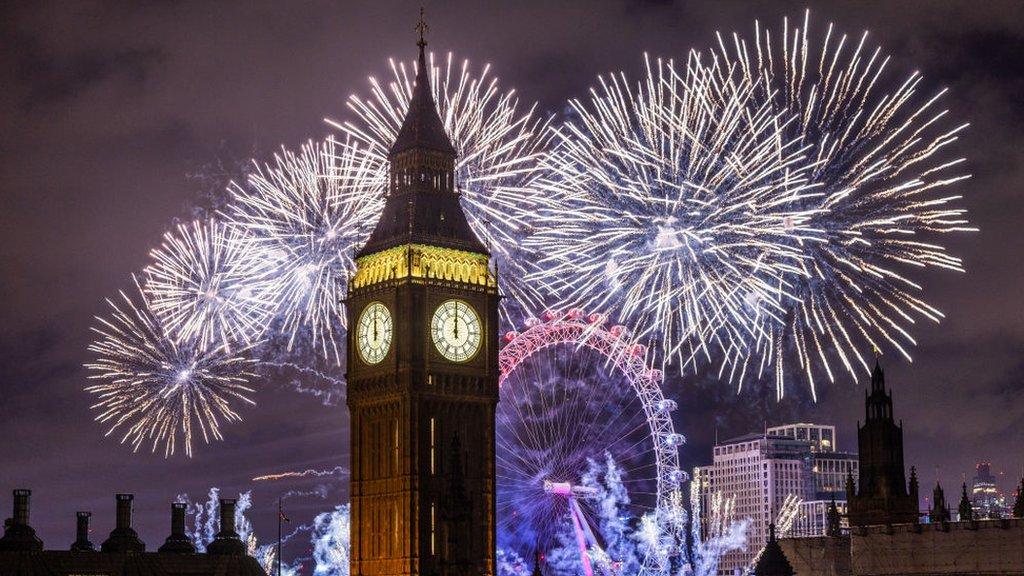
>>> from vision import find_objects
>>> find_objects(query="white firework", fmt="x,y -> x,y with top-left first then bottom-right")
145,219 -> 277,353
528,54 -> 820,373
85,276 -> 257,458
708,11 -> 976,396
226,137 -> 384,363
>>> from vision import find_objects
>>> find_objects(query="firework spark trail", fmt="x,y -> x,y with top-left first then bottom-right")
145,219 -> 278,353
259,360 -> 345,402
85,276 -> 257,458
225,137 -> 384,364
327,52 -> 554,322
253,466 -> 347,482
707,11 -> 976,397
689,485 -> 751,576
528,53 -> 822,374
175,488 -> 253,551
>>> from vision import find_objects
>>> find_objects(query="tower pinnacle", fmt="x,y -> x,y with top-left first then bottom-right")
416,7 -> 428,49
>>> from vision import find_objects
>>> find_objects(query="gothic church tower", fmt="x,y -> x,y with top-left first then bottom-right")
345,22 -> 499,576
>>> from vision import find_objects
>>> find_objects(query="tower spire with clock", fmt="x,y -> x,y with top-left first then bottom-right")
346,12 -> 499,576
357,8 -> 486,258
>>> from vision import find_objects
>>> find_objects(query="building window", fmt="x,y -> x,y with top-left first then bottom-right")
430,502 -> 436,555
393,418 -> 399,475
430,417 -> 436,475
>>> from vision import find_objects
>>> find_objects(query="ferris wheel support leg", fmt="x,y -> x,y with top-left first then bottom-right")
569,497 -> 596,576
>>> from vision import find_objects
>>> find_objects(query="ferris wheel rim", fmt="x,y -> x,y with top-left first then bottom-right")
496,308 -> 685,574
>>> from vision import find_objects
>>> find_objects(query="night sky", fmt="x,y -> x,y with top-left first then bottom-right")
2,0 -> 1023,560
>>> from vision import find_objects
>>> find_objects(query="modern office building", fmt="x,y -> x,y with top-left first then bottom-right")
695,432 -> 815,573
697,419 -> 862,573
768,423 -> 837,453
970,462 -> 1010,519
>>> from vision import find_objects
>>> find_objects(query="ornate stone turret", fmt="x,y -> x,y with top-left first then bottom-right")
0,489 -> 44,551
70,511 -> 95,552
931,482 -> 950,523
958,482 -> 975,522
1014,477 -> 1024,518
847,361 -> 919,526
101,494 -> 145,553
158,502 -> 196,554
752,524 -> 795,576
909,466 -> 920,503
207,498 -> 245,555
826,498 -> 842,537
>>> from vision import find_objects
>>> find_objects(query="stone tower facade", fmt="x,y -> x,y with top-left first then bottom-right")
846,361 -> 919,526
345,31 -> 500,576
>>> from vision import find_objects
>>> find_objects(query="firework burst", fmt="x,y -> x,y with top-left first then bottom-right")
144,219 -> 277,353
226,137 -> 384,363
328,52 -> 553,321
527,54 -> 821,372
708,11 -> 975,396
85,276 -> 257,457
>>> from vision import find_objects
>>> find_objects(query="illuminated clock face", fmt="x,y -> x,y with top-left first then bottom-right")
431,299 -> 482,362
356,302 -> 393,365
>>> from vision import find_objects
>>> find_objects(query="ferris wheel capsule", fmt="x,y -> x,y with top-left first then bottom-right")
504,331 -> 519,343
524,317 -> 541,328
667,468 -> 689,485
567,308 -> 584,320
628,343 -> 646,357
587,312 -> 607,325
662,433 -> 686,447
542,309 -> 560,321
655,399 -> 677,413
609,325 -> 628,338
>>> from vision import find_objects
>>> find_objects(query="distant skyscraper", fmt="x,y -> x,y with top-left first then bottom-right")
970,462 -> 1010,519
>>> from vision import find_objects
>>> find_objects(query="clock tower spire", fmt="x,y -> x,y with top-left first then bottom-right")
346,15 -> 499,576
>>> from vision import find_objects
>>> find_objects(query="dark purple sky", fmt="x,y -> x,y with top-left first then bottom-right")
1,0 -> 1022,559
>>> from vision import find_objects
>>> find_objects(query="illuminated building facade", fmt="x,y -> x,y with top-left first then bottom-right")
345,25 -> 499,576
697,421 -> 861,572
768,423 -> 837,453
695,433 -> 816,573
970,462 -> 1010,519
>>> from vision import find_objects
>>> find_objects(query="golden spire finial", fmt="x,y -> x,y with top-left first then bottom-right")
416,7 -> 429,48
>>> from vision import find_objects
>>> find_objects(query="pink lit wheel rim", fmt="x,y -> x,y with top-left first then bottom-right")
495,309 -> 684,576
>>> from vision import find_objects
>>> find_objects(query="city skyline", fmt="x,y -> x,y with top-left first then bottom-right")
2,0 -> 1024,571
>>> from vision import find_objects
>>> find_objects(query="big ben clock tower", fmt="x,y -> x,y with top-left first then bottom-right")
346,21 -> 499,576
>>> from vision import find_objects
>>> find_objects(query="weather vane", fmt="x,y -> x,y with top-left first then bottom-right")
416,6 -> 428,47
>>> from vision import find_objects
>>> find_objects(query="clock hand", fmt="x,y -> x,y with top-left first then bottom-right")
373,307 -> 378,341
453,303 -> 459,340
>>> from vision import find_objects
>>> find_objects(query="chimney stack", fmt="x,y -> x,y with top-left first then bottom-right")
0,489 -> 44,551
70,512 -> 95,552
206,498 -> 245,556
100,494 -> 145,553
158,502 -> 196,554
12,490 -> 29,527
115,493 -> 132,530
